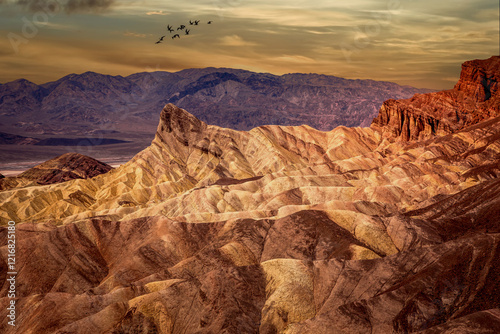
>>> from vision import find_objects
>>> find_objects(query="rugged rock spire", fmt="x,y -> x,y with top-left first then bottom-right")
156,103 -> 208,146
372,56 -> 500,141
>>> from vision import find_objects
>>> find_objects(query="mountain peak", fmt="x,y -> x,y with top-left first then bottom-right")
156,103 -> 207,145
5,78 -> 38,88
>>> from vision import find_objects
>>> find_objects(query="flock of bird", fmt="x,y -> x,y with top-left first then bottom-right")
155,20 -> 213,44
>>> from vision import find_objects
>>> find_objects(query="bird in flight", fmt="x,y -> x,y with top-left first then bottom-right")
156,19 -> 213,43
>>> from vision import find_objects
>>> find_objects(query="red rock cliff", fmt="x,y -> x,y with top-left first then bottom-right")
372,56 -> 500,141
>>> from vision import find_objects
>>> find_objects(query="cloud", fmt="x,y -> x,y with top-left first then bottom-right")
218,35 -> 258,47
15,0 -> 115,14
438,26 -> 461,33
123,31 -> 147,38
272,55 -> 316,64
146,10 -> 168,16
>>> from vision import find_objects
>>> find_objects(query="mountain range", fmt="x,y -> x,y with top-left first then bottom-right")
0,56 -> 499,333
0,68 -> 431,138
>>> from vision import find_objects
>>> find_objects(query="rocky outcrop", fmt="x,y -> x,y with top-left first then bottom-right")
372,56 -> 500,141
19,152 -> 113,184
0,153 -> 112,190
455,57 -> 500,102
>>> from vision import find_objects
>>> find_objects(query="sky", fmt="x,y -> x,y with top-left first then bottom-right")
0,0 -> 498,89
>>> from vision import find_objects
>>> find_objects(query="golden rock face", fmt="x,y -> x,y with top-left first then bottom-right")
1,57 -> 500,333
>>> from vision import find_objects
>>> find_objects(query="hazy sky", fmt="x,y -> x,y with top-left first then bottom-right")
0,0 -> 498,89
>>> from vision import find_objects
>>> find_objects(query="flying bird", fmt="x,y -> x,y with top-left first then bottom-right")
159,19 -> 211,42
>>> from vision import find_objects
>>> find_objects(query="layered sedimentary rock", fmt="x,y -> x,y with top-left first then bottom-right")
372,56 -> 500,141
0,57 -> 499,333
0,153 -> 112,191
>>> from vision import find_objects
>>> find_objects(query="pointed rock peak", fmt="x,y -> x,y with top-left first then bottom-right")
158,103 -> 207,135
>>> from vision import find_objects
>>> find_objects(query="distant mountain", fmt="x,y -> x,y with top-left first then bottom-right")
0,68 -> 432,135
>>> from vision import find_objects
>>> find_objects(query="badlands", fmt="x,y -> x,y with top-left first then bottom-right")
0,56 -> 499,333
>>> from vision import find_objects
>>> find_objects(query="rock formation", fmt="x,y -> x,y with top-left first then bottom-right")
372,56 -> 500,141
0,56 -> 499,333
0,152 -> 112,191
